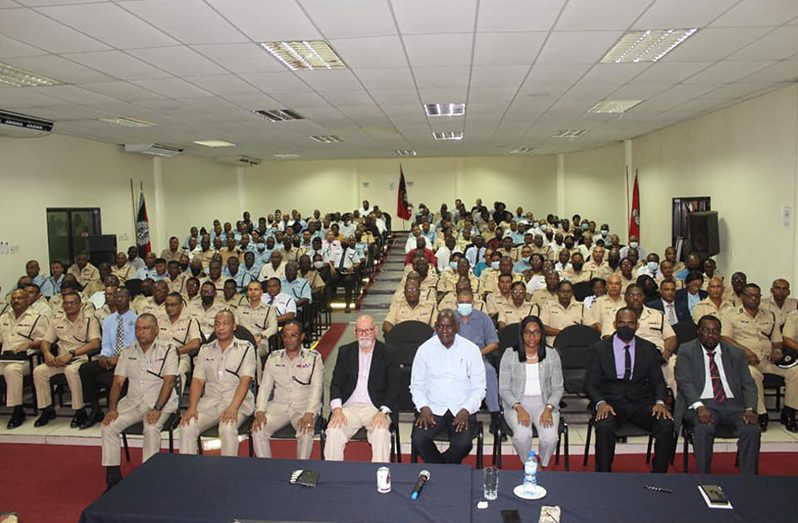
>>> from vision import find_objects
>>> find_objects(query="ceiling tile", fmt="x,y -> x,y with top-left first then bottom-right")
392,0 -> 477,34
403,33 -> 473,67
477,0 -> 565,32
14,0 -> 99,5
712,0 -> 798,27
737,60 -> 798,84
661,27 -> 773,63
413,66 -> 470,89
473,32 -> 546,66
329,36 -> 408,69
629,62 -> 712,84
0,87 -> 67,107
520,64 -> 590,94
295,69 -> 362,91
633,0 -> 739,29
0,8 -> 109,53
682,61 -> 773,84
354,67 -> 415,90
556,0 -> 653,31
4,54 -> 113,83
536,31 -> 623,65
300,0 -> 395,38
81,81 -> 166,102
132,77 -> 214,98
37,3 -> 177,49
33,85 -> 120,105
0,34 -> 46,58
192,43 -> 289,74
0,0 -> 21,6
223,94 -> 283,108
123,0 -> 248,44
206,0 -> 321,41
320,89 -> 375,106
25,104 -> 109,120
64,50 -> 170,80
728,26 -> 798,61
369,89 -> 420,105
239,71 -> 312,94
469,65 -> 528,88
184,74 -> 261,96
128,46 -> 227,76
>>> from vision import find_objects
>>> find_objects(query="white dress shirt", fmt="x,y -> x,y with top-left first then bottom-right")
690,343 -> 735,409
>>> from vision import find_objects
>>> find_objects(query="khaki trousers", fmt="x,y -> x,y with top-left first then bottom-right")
323,404 -> 391,463
179,404 -> 247,456
0,361 -> 29,407
749,359 -> 798,414
251,405 -> 314,459
101,405 -> 172,466
33,359 -> 86,409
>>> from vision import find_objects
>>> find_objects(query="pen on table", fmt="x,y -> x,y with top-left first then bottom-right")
644,485 -> 672,493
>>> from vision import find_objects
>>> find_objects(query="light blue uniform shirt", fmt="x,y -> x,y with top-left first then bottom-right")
100,310 -> 138,357
281,277 -> 312,306
223,268 -> 254,293
410,333 -> 486,416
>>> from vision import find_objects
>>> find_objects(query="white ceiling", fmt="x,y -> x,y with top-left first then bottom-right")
1,0 -> 798,160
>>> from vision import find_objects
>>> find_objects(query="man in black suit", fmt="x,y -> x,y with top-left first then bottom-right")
647,279 -> 692,325
585,307 -> 675,472
675,315 -> 760,474
324,314 -> 399,462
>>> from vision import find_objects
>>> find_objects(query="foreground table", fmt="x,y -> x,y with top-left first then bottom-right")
80,454 -> 472,523
471,469 -> 798,523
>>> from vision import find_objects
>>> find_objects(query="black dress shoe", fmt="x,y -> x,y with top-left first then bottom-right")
34,407 -> 56,427
79,409 -> 104,430
759,414 -> 769,432
71,408 -> 87,428
7,407 -> 25,429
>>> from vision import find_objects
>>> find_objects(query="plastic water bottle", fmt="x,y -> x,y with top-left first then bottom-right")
523,450 -> 538,496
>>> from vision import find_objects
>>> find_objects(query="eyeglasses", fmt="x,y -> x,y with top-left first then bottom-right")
354,327 -> 375,335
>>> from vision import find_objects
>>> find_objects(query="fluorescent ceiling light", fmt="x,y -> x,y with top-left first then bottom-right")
273,153 -> 300,159
588,100 -> 643,114
424,103 -> 465,117
393,149 -> 417,157
509,147 -> 535,154
253,109 -> 304,122
552,129 -> 590,138
432,131 -> 463,141
99,116 -> 157,128
260,40 -> 346,70
308,135 -> 343,143
193,140 -> 236,147
601,29 -> 698,64
0,62 -> 62,87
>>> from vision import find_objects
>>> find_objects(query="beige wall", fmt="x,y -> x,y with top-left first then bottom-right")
0,133 -> 153,293
633,85 -> 798,286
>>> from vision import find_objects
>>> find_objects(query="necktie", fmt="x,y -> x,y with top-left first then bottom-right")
114,315 -> 125,355
338,246 -> 348,271
268,295 -> 275,305
666,303 -> 677,324
707,351 -> 727,404
623,344 -> 632,380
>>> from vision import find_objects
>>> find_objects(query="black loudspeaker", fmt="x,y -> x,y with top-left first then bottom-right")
687,211 -> 720,257
87,234 -> 117,266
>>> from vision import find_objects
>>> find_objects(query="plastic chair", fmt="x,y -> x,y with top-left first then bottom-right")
553,325 -> 600,395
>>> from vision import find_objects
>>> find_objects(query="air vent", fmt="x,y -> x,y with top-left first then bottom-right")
432,131 -> 463,141
124,143 -> 183,157
253,109 -> 304,122
393,149 -> 417,157
509,147 -> 535,154
99,116 -> 157,128
308,135 -> 343,143
552,129 -> 590,138
260,40 -> 346,70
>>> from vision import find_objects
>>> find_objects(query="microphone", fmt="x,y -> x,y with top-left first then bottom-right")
410,470 -> 430,500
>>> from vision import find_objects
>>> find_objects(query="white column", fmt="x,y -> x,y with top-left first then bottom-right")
236,167 -> 246,216
556,153 -> 565,217
152,157 -> 166,252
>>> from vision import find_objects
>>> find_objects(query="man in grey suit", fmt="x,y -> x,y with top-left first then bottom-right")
675,315 -> 761,474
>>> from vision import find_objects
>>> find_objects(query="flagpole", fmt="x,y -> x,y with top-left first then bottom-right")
130,178 -> 137,245
625,165 -> 630,242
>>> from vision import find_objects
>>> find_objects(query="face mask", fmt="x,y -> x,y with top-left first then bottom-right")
600,229 -> 609,238
179,263 -> 188,271
491,261 -> 500,270
456,303 -> 473,316
572,262 -> 584,271
201,296 -> 214,306
540,224 -> 548,232
313,261 -> 325,269
609,259 -> 620,269
647,261 -> 659,272
581,224 -> 589,231
616,325 -> 635,342
450,261 -> 458,270
629,241 -> 639,249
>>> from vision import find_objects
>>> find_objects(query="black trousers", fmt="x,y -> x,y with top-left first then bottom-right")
78,360 -> 115,411
594,400 -> 675,473
412,411 -> 476,464
328,271 -> 355,304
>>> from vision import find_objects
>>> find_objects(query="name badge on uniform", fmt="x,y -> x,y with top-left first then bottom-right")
297,362 -> 311,368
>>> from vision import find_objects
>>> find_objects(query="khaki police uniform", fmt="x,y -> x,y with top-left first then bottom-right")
82,280 -> 106,300
0,307 -> 49,406
587,294 -> 625,331
784,311 -> 798,342
180,338 -> 256,455
560,268 -> 595,284
480,270 -> 523,297
390,286 -> 437,309
159,313 -> 202,378
619,275 -> 635,293
68,262 -> 100,289
532,288 -> 558,310
30,296 -> 54,321
259,262 -> 287,281
299,269 -> 326,293
691,297 -> 733,324
236,301 -> 278,357
207,276 -> 226,297
189,301 -> 233,341
763,297 -> 798,330
139,301 -> 167,324
50,292 -> 94,319
498,301 -> 541,328
160,248 -> 186,263
198,249 -> 217,268
220,248 -> 242,266
397,271 -> 439,296
655,274 -> 684,290
530,244 -> 555,261
132,295 -> 152,315
486,292 -> 512,317
111,263 -> 136,285
721,306 -> 794,413
167,274 -> 187,295
723,288 -> 744,308
101,340 -> 178,466
437,269 -> 480,295
384,300 -> 438,329
583,261 -> 611,281
539,299 -> 588,346
33,311 -> 100,410
252,348 -> 323,459
95,305 -> 114,325
497,246 -> 518,261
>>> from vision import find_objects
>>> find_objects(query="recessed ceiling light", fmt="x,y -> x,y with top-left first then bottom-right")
424,103 -> 465,117
193,140 -> 236,147
308,135 -> 343,143
99,116 -> 157,128
509,147 -> 535,154
253,109 -> 304,122
601,29 -> 698,64
588,100 -> 643,114
432,131 -> 463,141
393,149 -> 417,157
552,129 -> 590,138
260,40 -> 346,70
274,153 -> 300,159
0,62 -> 62,87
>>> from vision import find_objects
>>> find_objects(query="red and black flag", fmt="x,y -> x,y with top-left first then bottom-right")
397,165 -> 412,220
136,191 -> 152,257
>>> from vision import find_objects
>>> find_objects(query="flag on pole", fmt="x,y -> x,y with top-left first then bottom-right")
628,170 -> 640,239
397,165 -> 411,220
136,191 -> 152,257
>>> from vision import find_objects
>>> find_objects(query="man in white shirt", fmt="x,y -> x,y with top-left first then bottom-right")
410,309 -> 486,464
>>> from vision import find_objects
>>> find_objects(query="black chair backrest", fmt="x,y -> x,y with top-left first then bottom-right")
385,320 -> 434,367
572,281 -> 593,302
490,323 -> 520,369
673,321 -> 697,346
207,325 -> 257,348
125,278 -> 142,297
554,324 -> 601,394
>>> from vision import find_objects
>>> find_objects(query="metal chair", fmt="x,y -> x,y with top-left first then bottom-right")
680,421 -> 738,473
121,376 -> 182,462
583,412 -> 655,467
265,415 -> 327,460
553,325 -> 600,395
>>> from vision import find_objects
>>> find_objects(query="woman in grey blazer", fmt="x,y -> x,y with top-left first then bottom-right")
499,315 -> 564,467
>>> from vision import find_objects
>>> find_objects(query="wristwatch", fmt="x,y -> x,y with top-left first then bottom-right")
69,349 -> 77,357
153,401 -> 163,411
